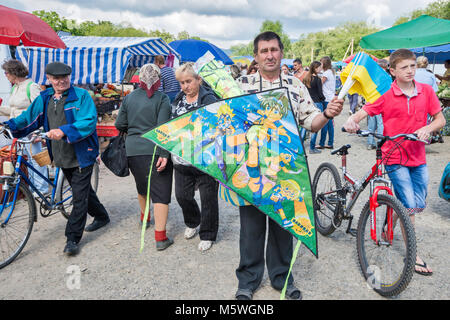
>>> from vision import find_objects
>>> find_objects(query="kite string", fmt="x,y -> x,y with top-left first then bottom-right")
140,145 -> 158,253
280,240 -> 302,300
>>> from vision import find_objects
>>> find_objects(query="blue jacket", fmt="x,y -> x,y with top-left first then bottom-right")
6,85 -> 99,168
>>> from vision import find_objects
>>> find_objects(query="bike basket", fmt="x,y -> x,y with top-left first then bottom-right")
31,148 -> 51,166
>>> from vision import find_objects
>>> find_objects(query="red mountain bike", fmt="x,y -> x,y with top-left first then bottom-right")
312,129 -> 426,297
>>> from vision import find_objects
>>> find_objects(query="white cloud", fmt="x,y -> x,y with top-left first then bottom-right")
7,0 -> 441,48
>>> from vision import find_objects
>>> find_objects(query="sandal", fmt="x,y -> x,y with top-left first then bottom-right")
415,261 -> 433,276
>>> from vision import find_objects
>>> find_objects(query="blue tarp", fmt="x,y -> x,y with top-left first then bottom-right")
16,36 -> 180,84
169,39 -> 233,65
410,43 -> 450,64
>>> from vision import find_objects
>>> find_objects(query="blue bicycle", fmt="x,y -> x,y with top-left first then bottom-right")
0,127 -> 99,269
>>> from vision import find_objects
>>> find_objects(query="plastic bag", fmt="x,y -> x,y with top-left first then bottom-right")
101,132 -> 129,177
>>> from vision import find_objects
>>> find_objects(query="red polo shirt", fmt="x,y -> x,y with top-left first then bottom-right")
363,80 -> 442,166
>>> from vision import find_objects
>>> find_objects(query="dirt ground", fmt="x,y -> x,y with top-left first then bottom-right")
1,101 -> 449,300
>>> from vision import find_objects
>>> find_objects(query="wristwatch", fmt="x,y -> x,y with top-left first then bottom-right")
323,109 -> 333,120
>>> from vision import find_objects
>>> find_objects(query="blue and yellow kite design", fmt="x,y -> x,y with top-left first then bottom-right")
340,52 -> 392,104
143,88 -> 318,256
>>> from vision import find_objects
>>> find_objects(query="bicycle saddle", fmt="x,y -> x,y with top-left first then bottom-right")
331,144 -> 351,155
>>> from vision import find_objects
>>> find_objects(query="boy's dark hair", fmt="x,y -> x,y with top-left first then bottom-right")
294,58 -> 302,65
253,31 -> 283,54
389,49 -> 416,69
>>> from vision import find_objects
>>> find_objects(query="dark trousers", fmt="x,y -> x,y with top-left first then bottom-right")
236,205 -> 294,292
174,165 -> 219,241
63,165 -> 109,243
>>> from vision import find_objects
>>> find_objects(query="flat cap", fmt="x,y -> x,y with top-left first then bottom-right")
45,62 -> 72,76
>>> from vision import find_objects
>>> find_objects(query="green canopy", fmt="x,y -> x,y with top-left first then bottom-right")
360,15 -> 450,50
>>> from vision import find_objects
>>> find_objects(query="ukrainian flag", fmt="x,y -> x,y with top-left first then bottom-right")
340,52 -> 392,104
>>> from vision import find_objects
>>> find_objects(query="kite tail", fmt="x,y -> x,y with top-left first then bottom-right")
280,240 -> 302,300
140,146 -> 158,253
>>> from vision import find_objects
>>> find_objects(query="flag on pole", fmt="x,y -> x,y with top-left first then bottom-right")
339,52 -> 392,104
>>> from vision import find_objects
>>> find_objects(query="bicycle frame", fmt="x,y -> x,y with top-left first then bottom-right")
0,142 -> 71,224
335,145 -> 393,243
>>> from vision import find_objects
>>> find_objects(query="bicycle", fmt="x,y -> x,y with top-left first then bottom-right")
0,127 -> 99,269
311,129 -> 425,297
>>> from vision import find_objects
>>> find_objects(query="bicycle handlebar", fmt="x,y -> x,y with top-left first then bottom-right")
0,126 -> 49,144
341,127 -> 428,144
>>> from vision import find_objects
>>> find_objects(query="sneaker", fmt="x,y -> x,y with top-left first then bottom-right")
156,238 -> 174,251
367,145 -> 376,150
198,240 -> 213,252
309,148 -> 321,154
184,227 -> 197,239
63,241 -> 79,256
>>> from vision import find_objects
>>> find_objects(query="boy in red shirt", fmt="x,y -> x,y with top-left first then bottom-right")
344,49 -> 445,276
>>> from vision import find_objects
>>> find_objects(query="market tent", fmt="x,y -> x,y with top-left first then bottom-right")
169,39 -> 233,65
15,35 -> 180,84
410,43 -> 450,64
360,15 -> 450,50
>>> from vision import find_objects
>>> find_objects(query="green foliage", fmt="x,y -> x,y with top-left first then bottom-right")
32,10 -> 205,44
393,0 -> 450,25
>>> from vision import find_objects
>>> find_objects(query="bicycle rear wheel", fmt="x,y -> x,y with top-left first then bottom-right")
356,194 -> 416,297
0,182 -> 36,269
312,162 -> 342,236
60,162 -> 99,219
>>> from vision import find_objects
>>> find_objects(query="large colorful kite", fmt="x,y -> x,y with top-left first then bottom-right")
143,87 -> 318,257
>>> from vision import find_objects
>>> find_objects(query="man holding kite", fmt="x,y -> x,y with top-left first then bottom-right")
234,31 -> 344,300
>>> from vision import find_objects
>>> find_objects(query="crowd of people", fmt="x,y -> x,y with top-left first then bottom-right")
0,30 -> 448,299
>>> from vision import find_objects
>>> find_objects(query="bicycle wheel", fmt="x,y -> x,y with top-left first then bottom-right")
0,182 -> 36,269
356,194 -> 416,297
312,162 -> 342,236
59,174 -> 73,219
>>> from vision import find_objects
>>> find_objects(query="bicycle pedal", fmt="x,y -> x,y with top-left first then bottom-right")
347,228 -> 357,237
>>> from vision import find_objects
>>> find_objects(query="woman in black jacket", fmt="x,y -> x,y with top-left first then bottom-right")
302,61 -> 326,154
172,63 -> 219,252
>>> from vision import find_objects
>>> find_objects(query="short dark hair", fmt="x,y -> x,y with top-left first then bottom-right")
253,31 -> 283,55
389,49 -> 416,69
2,59 -> 29,78
293,58 -> 302,65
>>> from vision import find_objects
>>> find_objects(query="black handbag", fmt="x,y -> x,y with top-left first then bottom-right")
101,132 -> 129,177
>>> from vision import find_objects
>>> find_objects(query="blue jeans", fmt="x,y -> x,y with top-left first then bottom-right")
348,93 -> 358,113
319,101 -> 334,147
367,115 -> 383,147
385,164 -> 428,214
310,102 -> 325,150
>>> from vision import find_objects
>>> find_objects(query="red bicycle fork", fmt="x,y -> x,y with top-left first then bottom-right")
370,186 -> 394,245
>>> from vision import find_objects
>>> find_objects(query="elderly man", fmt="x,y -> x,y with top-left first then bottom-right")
4,62 -> 110,256
234,31 -> 344,300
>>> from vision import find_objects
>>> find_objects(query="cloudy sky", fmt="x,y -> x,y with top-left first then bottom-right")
5,0 -> 437,48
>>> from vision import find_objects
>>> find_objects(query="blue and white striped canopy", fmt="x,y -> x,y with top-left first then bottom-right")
16,36 -> 180,85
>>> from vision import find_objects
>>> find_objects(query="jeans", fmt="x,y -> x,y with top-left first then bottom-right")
367,115 -> 384,147
348,93 -> 359,113
385,164 -> 428,213
319,101 -> 334,147
310,102 -> 325,150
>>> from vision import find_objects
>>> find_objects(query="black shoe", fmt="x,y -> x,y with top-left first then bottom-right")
63,241 -> 79,256
235,289 -> 253,300
285,285 -> 302,300
85,218 -> 110,232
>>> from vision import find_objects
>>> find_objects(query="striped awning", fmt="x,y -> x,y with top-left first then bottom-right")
16,36 -> 180,85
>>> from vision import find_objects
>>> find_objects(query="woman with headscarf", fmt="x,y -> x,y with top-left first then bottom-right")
115,63 -> 174,251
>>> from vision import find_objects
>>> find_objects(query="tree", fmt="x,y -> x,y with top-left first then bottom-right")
393,0 -> 450,25
289,21 -> 388,66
